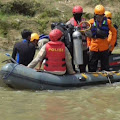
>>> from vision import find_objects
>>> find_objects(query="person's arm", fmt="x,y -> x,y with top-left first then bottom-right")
87,37 -> 91,50
107,31 -> 113,51
38,38 -> 49,50
27,45 -> 46,68
29,47 -> 36,63
12,44 -> 17,60
86,19 -> 94,50
36,62 -> 42,71
66,20 -> 71,26
65,47 -> 75,74
107,31 -> 112,44
107,19 -> 117,51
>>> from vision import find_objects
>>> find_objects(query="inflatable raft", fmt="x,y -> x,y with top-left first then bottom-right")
1,63 -> 120,90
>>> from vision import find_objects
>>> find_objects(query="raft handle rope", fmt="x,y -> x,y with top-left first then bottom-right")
3,64 -> 19,79
79,21 -> 91,33
102,71 -> 114,84
3,53 -> 19,79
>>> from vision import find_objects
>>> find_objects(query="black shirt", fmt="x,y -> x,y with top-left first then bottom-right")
12,40 -> 36,66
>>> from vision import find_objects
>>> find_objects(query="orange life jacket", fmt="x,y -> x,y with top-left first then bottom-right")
44,41 -> 66,72
87,18 -> 117,52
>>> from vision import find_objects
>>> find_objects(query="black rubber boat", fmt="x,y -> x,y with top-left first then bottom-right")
0,63 -> 120,90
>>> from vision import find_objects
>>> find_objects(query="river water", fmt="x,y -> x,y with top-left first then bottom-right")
0,51 -> 120,120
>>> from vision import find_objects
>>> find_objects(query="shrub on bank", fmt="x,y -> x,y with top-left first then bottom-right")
0,0 -> 119,50
113,12 -> 120,39
86,0 -> 118,6
0,0 -> 44,16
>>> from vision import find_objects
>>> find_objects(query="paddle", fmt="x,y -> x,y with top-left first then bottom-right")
79,21 -> 91,33
5,53 -> 18,64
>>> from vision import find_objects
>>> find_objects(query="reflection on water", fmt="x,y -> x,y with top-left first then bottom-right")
0,51 -> 120,120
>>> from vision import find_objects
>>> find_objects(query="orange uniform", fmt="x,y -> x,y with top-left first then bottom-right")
104,11 -> 117,52
107,30 -> 117,52
87,18 -> 117,52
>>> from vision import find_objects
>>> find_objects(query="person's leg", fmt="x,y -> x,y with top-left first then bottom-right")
100,50 -> 109,71
79,64 -> 86,72
88,51 -> 99,72
79,49 -> 88,72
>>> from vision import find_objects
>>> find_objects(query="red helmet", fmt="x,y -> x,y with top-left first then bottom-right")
49,29 -> 63,41
72,6 -> 83,14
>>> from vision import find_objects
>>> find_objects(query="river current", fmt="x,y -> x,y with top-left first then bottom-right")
0,51 -> 120,120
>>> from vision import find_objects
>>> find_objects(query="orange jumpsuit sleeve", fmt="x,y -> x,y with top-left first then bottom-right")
107,19 -> 117,51
107,31 -> 112,44
87,19 -> 94,47
87,37 -> 91,47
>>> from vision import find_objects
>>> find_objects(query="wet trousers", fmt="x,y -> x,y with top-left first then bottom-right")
88,50 -> 109,72
72,49 -> 89,73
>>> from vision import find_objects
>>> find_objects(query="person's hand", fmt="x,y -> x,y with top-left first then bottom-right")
96,28 -> 101,33
88,46 -> 91,51
84,30 -> 92,37
20,64 -> 25,66
108,51 -> 112,55
35,68 -> 44,72
70,71 -> 76,75
108,45 -> 112,51
35,68 -> 40,72
67,24 -> 74,29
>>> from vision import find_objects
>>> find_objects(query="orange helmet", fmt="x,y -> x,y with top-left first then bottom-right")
72,6 -> 83,14
105,11 -> 112,19
30,33 -> 39,42
49,29 -> 63,41
94,5 -> 105,15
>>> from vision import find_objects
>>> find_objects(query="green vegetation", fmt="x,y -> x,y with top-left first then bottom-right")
0,0 -> 44,16
86,0 -> 120,6
0,0 -> 119,50
113,12 -> 120,39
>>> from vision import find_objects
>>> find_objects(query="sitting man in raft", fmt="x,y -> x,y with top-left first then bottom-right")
27,29 -> 75,75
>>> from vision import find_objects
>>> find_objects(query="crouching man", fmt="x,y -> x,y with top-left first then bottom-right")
27,29 -> 75,75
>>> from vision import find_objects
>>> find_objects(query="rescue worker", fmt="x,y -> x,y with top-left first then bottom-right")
12,29 -> 37,66
66,5 -> 88,72
27,29 -> 75,75
87,5 -> 117,72
105,11 -> 118,54
38,34 -> 49,50
30,33 -> 39,46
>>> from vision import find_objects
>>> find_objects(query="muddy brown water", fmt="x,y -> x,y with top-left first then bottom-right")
0,51 -> 120,120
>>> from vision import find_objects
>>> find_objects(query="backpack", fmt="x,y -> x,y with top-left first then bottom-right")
51,22 -> 74,55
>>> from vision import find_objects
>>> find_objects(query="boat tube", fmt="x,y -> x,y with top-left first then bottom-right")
0,63 -> 120,90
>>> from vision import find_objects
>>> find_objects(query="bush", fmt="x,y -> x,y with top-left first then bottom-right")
86,0 -> 117,6
113,12 -> 120,39
0,0 -> 44,16
83,13 -> 94,20
0,20 -> 10,37
37,19 -> 49,34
